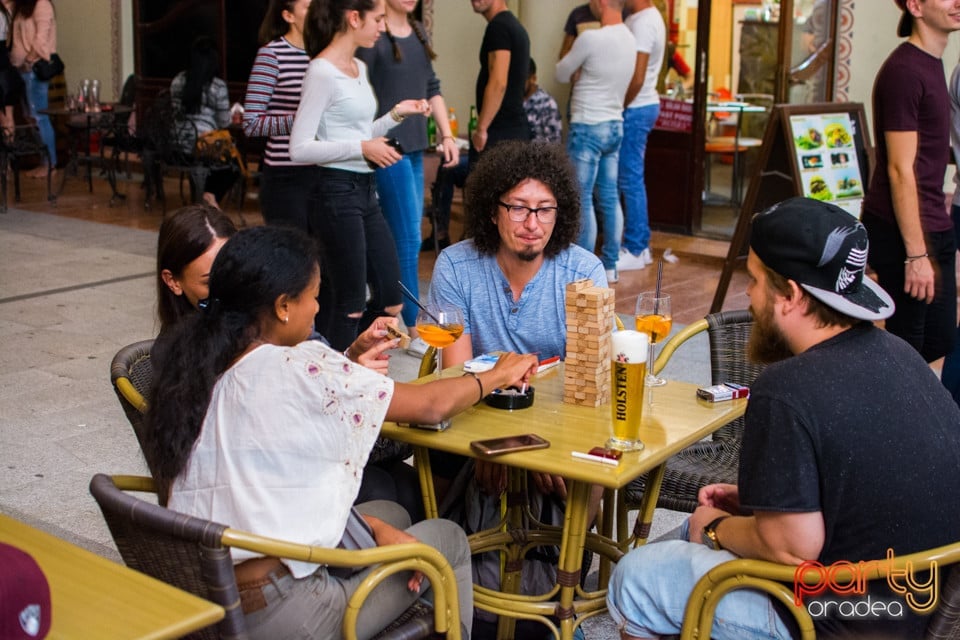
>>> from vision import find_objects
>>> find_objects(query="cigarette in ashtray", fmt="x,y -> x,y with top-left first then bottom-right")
384,324 -> 411,349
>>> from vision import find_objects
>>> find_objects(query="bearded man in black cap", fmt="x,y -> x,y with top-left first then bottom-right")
606,197 -> 960,640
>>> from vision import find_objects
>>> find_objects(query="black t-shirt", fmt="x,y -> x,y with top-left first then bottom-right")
863,42 -> 952,233
740,324 -> 960,638
476,10 -> 530,141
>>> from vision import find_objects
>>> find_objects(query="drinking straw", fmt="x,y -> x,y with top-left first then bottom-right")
397,280 -> 441,324
654,258 -> 664,314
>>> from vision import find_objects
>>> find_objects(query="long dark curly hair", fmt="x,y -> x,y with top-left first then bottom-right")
304,0 -> 377,58
465,140 -> 581,258
145,226 -> 318,503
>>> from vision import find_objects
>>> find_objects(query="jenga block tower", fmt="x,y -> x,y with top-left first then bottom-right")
563,279 -> 615,406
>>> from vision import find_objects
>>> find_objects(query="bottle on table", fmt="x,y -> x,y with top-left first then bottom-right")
468,105 -> 478,139
427,114 -> 437,148
448,108 -> 458,139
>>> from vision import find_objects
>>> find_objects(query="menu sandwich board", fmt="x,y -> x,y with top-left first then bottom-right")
710,103 -> 873,313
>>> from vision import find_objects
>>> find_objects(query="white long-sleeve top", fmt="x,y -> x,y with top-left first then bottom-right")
555,23 -> 635,125
289,57 -> 396,173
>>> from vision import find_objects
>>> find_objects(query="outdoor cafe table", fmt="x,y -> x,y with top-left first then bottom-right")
0,513 -> 224,639
381,363 -> 747,640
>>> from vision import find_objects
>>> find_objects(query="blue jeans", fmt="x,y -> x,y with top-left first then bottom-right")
375,152 -> 424,328
21,71 -> 56,166
941,204 -> 960,406
607,519 -> 792,639
312,167 -> 402,351
619,104 -> 659,255
568,120 -> 624,270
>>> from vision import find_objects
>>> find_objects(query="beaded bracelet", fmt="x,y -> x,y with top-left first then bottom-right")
463,371 -> 484,404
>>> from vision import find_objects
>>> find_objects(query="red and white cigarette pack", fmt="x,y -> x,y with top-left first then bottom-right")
696,382 -> 750,402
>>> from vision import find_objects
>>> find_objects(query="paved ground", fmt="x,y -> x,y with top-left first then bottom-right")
0,207 -> 713,637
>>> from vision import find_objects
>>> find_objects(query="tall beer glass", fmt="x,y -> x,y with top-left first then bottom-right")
609,330 -> 649,452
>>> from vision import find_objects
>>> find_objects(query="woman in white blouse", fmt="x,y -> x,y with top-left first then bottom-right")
147,225 -> 536,639
289,0 -> 429,352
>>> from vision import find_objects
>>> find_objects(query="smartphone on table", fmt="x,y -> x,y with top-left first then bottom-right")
470,434 -> 550,457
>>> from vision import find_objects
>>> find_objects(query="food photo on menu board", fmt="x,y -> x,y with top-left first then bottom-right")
790,113 -> 864,217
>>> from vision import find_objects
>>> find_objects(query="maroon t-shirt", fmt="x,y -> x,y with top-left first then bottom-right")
862,42 -> 952,233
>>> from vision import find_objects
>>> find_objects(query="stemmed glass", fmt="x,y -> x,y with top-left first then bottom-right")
415,304 -> 464,378
635,292 -> 672,387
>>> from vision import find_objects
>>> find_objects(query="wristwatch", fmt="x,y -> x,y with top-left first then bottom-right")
701,516 -> 730,551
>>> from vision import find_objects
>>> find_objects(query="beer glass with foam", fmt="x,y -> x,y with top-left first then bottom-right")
609,330 -> 649,451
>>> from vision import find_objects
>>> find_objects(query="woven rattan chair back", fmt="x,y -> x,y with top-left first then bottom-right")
109,339 -> 154,451
89,474 -> 247,640
704,309 -> 764,444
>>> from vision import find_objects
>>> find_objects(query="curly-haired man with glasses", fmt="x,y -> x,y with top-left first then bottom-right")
426,145 -> 606,636
428,139 -> 605,368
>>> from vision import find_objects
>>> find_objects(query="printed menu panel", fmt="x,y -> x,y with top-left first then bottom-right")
789,113 -> 864,218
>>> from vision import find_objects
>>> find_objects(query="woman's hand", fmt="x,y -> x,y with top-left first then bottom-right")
361,138 -> 402,168
395,98 -> 431,119
368,518 -> 426,593
440,135 -> 460,168
348,317 -> 401,375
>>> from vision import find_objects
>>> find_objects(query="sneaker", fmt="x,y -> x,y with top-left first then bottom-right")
406,336 -> 429,358
605,268 -> 619,284
640,247 -> 653,266
616,248 -> 648,272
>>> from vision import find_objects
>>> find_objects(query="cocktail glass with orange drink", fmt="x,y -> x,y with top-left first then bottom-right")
415,304 -> 465,378
635,292 -> 672,387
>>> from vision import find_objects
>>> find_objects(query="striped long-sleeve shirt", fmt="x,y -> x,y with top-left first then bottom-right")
242,38 -> 310,167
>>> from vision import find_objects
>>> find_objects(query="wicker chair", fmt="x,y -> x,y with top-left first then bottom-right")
679,542 -> 960,640
109,339 -> 154,452
90,474 -> 461,640
618,309 -> 762,547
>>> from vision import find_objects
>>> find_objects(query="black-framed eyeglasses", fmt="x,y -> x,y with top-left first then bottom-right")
498,201 -> 558,224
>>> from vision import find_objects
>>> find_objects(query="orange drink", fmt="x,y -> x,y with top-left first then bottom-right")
417,323 -> 464,349
635,313 -> 673,345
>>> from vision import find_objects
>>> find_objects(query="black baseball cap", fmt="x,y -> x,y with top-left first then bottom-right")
750,197 -> 895,321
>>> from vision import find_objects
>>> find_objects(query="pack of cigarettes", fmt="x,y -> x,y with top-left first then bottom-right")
464,352 -> 502,373
697,382 -> 750,402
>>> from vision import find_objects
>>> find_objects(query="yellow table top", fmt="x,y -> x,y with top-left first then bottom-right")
383,364 -> 746,489
0,514 -> 224,640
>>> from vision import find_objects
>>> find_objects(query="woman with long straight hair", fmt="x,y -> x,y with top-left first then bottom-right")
8,0 -> 56,178
147,224 -> 536,638
243,0 -> 315,231
356,0 -> 458,347
289,0 -> 429,351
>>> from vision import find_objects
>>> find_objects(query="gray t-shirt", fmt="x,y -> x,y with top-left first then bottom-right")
427,239 -> 606,359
